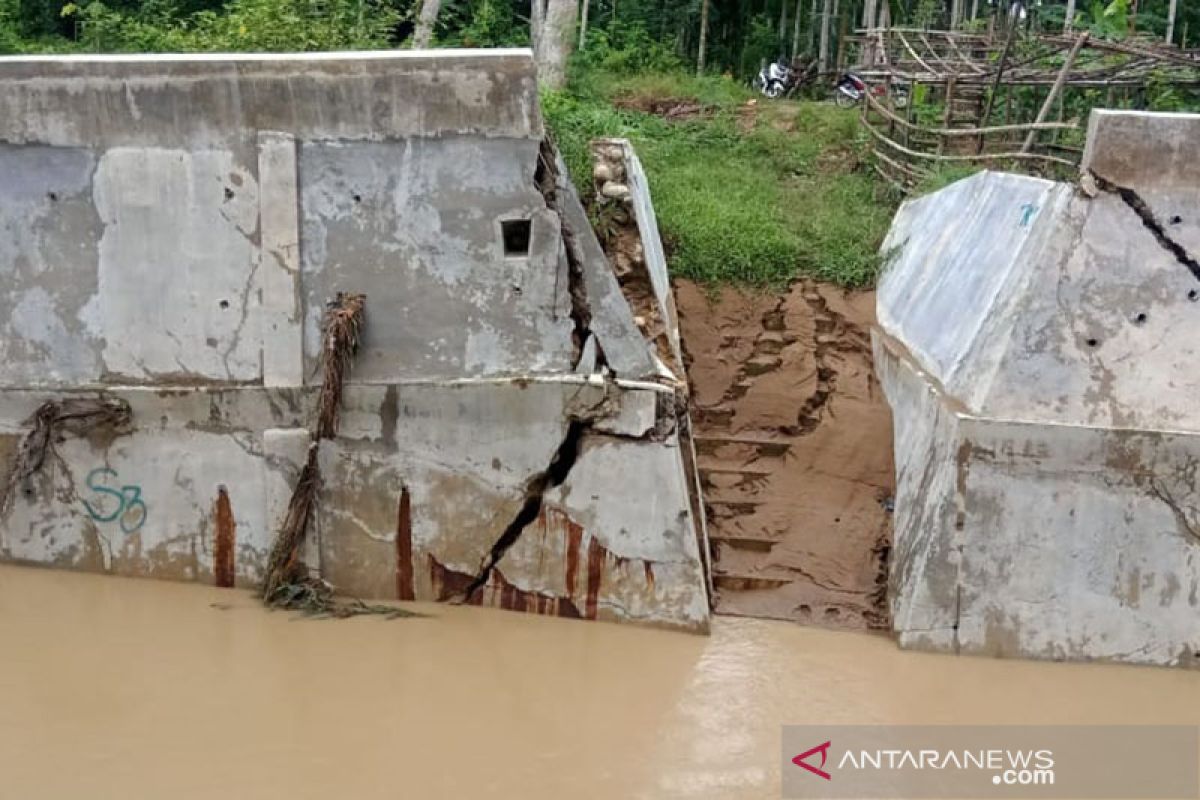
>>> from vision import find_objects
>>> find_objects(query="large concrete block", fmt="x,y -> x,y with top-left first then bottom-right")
0,52 -> 708,632
298,138 -> 576,380
876,110 -> 1200,667
0,145 -> 103,386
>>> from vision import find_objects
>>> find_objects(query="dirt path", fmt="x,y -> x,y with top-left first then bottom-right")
675,279 -> 895,630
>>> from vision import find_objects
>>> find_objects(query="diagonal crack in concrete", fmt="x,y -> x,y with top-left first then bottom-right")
457,417 -> 594,603
1088,170 -> 1200,283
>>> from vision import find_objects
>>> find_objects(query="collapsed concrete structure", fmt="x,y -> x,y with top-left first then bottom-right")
0,51 -> 711,632
876,110 -> 1200,667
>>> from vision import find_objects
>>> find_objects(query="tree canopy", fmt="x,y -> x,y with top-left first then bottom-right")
2,0 -> 1195,79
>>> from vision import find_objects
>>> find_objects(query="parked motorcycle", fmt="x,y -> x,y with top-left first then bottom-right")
753,57 -> 819,100
753,59 -> 794,99
833,71 -> 908,109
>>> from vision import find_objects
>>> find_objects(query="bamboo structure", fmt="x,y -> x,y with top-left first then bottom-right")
842,27 -> 1200,191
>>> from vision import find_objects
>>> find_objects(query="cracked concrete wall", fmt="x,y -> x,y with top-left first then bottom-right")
299,138 -> 577,380
0,51 -> 709,633
876,110 -> 1200,667
0,380 -> 708,631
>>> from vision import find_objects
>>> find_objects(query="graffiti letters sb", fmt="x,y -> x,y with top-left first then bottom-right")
82,467 -> 148,534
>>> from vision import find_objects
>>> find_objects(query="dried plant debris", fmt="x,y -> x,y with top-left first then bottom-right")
261,445 -> 323,600
260,292 -> 420,619
1,396 -> 132,515
316,291 -> 366,440
267,578 -> 417,620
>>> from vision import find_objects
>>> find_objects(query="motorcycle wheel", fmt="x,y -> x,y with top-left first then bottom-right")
765,81 -> 784,99
893,93 -> 909,109
833,89 -> 857,109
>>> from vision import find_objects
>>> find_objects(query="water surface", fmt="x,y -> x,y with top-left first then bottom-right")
1,564 -> 1197,799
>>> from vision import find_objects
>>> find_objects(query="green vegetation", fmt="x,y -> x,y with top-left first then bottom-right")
547,63 -> 899,287
912,164 -> 981,195
7,0 -> 1199,70
1,0 -> 405,53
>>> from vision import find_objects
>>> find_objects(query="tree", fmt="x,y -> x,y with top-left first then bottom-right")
807,0 -> 819,52
790,0 -> 802,58
860,0 -> 877,63
412,0 -> 440,47
818,0 -> 832,73
861,0 -> 877,29
778,0 -> 787,52
531,0 -> 545,51
538,0 -> 577,88
697,0 -> 709,73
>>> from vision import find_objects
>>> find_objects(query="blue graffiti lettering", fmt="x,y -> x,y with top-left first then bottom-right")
82,467 -> 148,534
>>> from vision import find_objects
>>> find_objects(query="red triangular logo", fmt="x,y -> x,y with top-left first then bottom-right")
792,740 -> 832,780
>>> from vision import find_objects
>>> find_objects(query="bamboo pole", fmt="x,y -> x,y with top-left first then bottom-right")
862,121 -> 1077,167
976,12 -> 1018,154
863,88 -> 1077,136
1022,32 -> 1089,154
939,75 -> 956,155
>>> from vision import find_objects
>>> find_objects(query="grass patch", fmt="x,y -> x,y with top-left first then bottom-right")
913,164 -> 983,195
544,69 -> 900,288
583,69 -> 756,108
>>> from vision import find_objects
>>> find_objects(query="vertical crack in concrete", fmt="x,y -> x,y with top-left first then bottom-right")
1088,171 -> 1200,283
220,255 -> 261,381
535,138 -> 598,369
458,417 -> 593,602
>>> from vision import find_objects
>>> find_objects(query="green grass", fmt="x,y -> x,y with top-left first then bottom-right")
544,68 -> 901,288
913,164 -> 983,196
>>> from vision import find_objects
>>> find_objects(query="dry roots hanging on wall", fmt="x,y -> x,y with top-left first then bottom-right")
260,292 -> 416,618
0,396 -> 132,517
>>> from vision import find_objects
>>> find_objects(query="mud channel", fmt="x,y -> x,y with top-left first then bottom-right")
675,278 -> 893,630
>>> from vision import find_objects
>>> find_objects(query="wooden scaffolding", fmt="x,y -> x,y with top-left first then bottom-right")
843,26 -> 1200,191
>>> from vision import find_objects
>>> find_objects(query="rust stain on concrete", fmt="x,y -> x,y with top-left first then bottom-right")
585,535 -> 605,620
395,487 -> 415,601
428,555 -> 582,618
555,507 -> 584,598
425,506 -> 665,625
213,486 -> 236,588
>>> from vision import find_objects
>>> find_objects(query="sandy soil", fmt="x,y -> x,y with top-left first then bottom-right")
675,278 -> 895,630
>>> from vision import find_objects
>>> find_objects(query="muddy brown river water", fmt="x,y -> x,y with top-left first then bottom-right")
2,563 -> 1198,800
